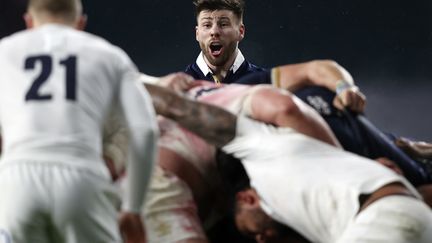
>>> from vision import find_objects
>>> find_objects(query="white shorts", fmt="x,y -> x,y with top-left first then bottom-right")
0,161 -> 121,243
336,195 -> 432,243
141,166 -> 207,243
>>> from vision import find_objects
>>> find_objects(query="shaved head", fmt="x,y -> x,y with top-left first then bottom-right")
27,0 -> 82,24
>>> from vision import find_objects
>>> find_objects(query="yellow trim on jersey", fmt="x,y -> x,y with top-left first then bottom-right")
212,75 -> 221,86
271,67 -> 281,88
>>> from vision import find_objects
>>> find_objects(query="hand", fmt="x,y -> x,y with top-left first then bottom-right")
103,155 -> 119,181
333,87 -> 366,113
395,137 -> 432,160
305,60 -> 366,113
158,72 -> 198,94
119,212 -> 146,243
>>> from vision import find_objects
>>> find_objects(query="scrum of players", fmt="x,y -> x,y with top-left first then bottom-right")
0,0 -> 432,242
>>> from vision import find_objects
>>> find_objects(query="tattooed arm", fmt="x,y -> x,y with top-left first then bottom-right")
143,83 -> 237,147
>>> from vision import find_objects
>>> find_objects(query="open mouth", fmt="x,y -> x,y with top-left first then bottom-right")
209,43 -> 223,56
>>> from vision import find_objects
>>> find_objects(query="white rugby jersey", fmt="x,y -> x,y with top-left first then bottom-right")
223,116 -> 420,243
0,24 -> 158,213
155,81 -> 254,185
187,81 -> 254,115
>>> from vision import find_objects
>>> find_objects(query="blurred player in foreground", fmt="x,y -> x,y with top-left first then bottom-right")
0,0 -> 158,242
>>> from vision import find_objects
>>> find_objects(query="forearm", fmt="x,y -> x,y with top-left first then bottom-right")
274,60 -> 365,113
271,62 -> 310,91
274,60 -> 354,92
144,83 -> 236,147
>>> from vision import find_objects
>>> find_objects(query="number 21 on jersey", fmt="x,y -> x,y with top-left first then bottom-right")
24,55 -> 77,101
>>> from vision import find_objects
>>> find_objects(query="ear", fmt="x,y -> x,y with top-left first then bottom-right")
23,12 -> 34,29
238,23 -> 245,41
236,188 -> 260,208
76,14 -> 87,30
195,25 -> 199,42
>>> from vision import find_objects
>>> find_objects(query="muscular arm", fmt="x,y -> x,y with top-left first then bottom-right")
143,83 -> 237,147
273,60 -> 366,113
273,60 -> 353,91
247,86 -> 341,147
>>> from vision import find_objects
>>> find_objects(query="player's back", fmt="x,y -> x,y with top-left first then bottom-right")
0,24 -> 128,171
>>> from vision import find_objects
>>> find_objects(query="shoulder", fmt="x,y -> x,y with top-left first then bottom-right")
233,70 -> 271,85
244,60 -> 267,72
233,60 -> 268,81
70,30 -> 135,71
184,62 -> 199,74
61,28 -> 137,77
0,29 -> 31,52
77,31 -> 128,58
185,63 -> 205,79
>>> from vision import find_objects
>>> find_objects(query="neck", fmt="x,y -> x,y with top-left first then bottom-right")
33,18 -> 75,28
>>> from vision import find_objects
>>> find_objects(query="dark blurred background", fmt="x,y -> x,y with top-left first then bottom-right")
1,0 -> 431,141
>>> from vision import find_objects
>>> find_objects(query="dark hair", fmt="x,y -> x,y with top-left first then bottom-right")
193,0 -> 245,21
215,149 -> 250,197
207,150 -> 254,243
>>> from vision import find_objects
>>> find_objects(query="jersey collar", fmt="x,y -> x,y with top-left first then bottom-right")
196,50 -> 245,76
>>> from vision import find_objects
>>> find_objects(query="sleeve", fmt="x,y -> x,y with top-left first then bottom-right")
139,73 -> 160,84
102,73 -> 160,175
117,54 -> 159,213
222,116 -> 261,157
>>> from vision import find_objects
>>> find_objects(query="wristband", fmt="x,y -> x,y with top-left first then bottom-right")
335,80 -> 355,95
271,67 -> 281,88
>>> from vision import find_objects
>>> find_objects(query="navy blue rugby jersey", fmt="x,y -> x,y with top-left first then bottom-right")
185,60 -> 266,84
